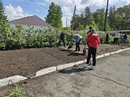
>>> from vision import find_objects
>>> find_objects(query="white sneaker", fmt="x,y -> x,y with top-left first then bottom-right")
84,64 -> 88,70
89,65 -> 95,70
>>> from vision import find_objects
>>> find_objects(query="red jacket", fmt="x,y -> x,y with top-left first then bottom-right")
86,34 -> 100,48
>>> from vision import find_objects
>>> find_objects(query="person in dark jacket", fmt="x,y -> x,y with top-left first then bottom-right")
122,33 -> 127,46
57,30 -> 66,47
106,33 -> 109,44
84,28 -> 100,70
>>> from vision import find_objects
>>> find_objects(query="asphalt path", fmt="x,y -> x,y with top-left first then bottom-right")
1,49 -> 130,97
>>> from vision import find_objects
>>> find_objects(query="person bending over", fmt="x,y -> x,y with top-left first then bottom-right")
71,34 -> 82,51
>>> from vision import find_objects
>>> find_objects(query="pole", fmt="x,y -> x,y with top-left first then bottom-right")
104,0 -> 109,32
72,5 -> 76,30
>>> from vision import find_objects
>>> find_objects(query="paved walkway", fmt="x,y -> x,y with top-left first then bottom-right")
20,49 -> 130,97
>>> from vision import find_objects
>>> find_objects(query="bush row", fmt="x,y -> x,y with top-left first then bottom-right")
0,25 -> 130,50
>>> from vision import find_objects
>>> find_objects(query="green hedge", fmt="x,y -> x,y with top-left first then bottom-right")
0,25 -> 130,50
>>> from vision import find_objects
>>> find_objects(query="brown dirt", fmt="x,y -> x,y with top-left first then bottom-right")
0,44 -> 128,79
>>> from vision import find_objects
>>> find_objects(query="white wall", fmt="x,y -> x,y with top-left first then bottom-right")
10,24 -> 49,31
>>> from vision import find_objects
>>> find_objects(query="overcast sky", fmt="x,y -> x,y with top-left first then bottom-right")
2,0 -> 130,27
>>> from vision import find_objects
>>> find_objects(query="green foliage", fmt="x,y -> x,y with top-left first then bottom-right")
0,0 -> 8,22
77,23 -> 84,30
107,5 -> 130,30
0,23 -> 130,50
0,24 -> 57,50
127,35 -> 130,43
0,0 -> 11,50
70,4 -> 130,31
65,33 -> 73,45
6,25 -> 26,49
106,22 -> 111,31
5,86 -> 23,97
98,32 -> 115,44
108,35 -> 114,43
45,2 -> 62,29
98,33 -> 105,43
91,21 -> 98,30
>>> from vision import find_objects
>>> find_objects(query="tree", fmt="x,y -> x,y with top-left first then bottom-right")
45,2 -> 62,29
70,7 -> 96,30
108,5 -> 130,30
93,8 -> 106,30
84,7 -> 94,27
0,0 -> 10,49
108,6 -> 116,30
116,4 -> 130,29
55,5 -> 62,29
0,0 -> 8,22
70,14 -> 80,30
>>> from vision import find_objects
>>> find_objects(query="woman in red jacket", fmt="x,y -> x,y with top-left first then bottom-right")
84,28 -> 100,70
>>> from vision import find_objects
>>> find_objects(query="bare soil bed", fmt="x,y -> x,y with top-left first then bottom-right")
0,44 -> 128,79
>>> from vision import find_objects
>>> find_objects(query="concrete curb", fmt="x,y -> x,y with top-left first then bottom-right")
96,55 -> 104,59
0,75 -> 27,87
31,66 -> 56,78
104,53 -> 111,57
0,47 -> 130,88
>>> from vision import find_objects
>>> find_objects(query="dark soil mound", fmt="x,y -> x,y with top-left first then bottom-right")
0,44 -> 127,79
